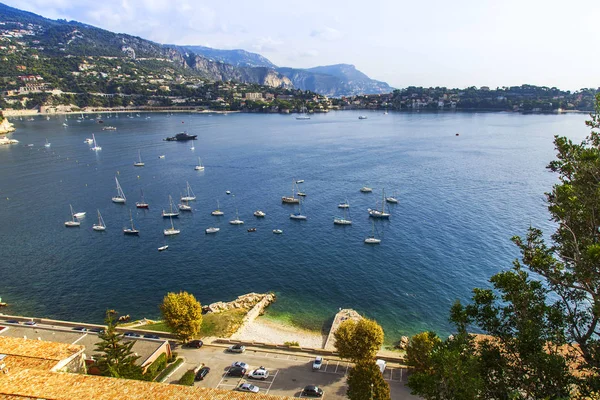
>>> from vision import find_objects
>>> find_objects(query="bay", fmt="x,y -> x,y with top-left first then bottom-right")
0,110 -> 589,340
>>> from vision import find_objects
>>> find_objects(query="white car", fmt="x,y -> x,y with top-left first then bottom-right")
312,356 -> 323,370
238,383 -> 260,393
232,361 -> 249,370
228,344 -> 246,353
248,367 -> 269,380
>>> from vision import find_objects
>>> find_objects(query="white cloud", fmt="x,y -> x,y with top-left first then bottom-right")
309,27 -> 343,41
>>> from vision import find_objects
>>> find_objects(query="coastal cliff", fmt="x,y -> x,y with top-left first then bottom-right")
0,117 -> 15,134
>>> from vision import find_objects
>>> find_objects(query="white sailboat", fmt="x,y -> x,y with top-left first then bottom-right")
93,209 -> 106,231
44,138 -> 51,148
133,150 -> 145,167
112,176 -> 126,203
190,142 -> 195,150
386,190 -> 399,204
136,189 -> 149,209
158,245 -> 169,251
162,195 -> 179,217
290,199 -> 307,220
334,205 -> 352,225
211,200 -> 224,216
364,220 -> 381,244
123,210 -> 139,235
65,205 -> 80,227
368,189 -> 391,219
164,215 -> 180,236
194,157 -> 205,171
178,197 -> 192,211
90,134 -> 102,151
181,182 -> 196,201
282,180 -> 300,204
338,199 -> 350,208
229,197 -> 244,224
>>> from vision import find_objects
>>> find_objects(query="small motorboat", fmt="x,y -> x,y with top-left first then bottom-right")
273,229 -> 283,234
226,191 -> 231,195
158,245 -> 169,252
73,212 -> 86,218
158,155 -> 165,159
247,228 -> 257,232
84,138 -> 94,144
296,180 -> 304,184
254,210 -> 266,217
358,116 -> 367,120
360,187 -> 373,193
297,192 -> 306,197
178,203 -> 192,211
205,227 -> 220,234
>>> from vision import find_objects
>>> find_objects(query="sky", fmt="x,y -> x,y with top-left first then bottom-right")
6,0 -> 600,90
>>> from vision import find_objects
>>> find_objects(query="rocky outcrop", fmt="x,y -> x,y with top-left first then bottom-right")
203,292 -> 276,314
0,117 -> 15,134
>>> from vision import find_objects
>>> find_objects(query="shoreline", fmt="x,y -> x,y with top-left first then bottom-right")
232,314 -> 326,349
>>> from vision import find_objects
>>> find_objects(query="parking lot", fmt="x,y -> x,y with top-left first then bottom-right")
173,345 -> 421,399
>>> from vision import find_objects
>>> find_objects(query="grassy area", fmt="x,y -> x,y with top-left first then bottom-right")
142,321 -> 172,333
155,358 -> 183,382
200,309 -> 246,338
142,309 -> 247,338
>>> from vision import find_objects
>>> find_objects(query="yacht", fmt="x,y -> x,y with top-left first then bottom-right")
123,210 -> 139,235
253,210 -> 266,217
211,200 -> 224,216
205,227 -> 220,234
162,195 -> 179,218
93,210 -> 106,231
65,205 -> 81,227
368,189 -> 391,219
272,229 -> 283,234
158,245 -> 169,251
360,186 -> 373,193
112,177 -> 126,204
358,115 -> 368,120
163,216 -> 180,236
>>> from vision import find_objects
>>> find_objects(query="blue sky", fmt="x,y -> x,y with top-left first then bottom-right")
7,0 -> 600,90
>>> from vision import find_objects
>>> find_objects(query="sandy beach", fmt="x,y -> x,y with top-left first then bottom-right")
232,316 -> 326,349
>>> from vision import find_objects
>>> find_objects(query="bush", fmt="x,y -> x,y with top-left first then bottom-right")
142,353 -> 168,380
284,341 -> 299,347
178,370 -> 195,386
155,358 -> 183,382
168,352 -> 178,363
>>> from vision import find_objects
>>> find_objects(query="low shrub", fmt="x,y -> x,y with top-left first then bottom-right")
179,370 -> 195,386
284,341 -> 300,347
155,358 -> 183,382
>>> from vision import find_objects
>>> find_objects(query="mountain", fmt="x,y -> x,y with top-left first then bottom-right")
173,45 -> 276,69
0,2 -> 392,96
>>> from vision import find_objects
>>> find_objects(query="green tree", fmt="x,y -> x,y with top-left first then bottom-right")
406,331 -> 441,373
334,318 -> 384,362
160,291 -> 203,342
93,310 -> 143,379
346,360 -> 390,400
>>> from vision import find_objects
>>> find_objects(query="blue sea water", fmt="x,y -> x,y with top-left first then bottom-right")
0,111 -> 590,340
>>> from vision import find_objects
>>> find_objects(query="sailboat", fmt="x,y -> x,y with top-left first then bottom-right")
229,197 -> 244,225
194,157 -> 205,171
282,180 -> 300,204
136,189 -> 149,209
133,150 -> 145,167
178,197 -> 192,211
123,210 -> 139,235
162,195 -> 179,218
163,216 -> 180,236
364,220 -> 381,244
112,176 -> 126,203
158,244 -> 169,251
211,200 -> 224,216
386,190 -> 399,204
338,199 -> 350,208
290,199 -> 307,220
44,138 -> 51,148
65,205 -> 81,227
90,134 -> 102,151
368,189 -> 391,219
334,205 -> 352,225
190,142 -> 195,150
360,185 -> 373,193
181,182 -> 196,201
93,209 -> 106,231
297,181 -> 306,197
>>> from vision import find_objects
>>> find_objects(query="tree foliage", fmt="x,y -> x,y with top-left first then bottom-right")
160,291 -> 203,342
406,331 -> 441,373
334,318 -> 384,362
93,310 -> 143,379
347,360 -> 390,400
407,93 -> 600,399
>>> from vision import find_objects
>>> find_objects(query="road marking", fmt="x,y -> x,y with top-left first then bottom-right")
264,369 -> 279,394
344,363 -> 349,375
334,361 -> 339,373
72,333 -> 87,344
323,359 -> 330,372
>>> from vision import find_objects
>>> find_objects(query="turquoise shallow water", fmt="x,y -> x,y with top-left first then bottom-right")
0,110 -> 589,339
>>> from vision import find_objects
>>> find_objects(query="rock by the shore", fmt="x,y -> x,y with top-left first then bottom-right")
202,292 -> 276,314
0,117 -> 15,134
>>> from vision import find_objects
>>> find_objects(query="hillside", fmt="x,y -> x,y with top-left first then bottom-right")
174,45 -> 276,69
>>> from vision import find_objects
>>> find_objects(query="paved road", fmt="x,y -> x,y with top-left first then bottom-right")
173,345 -> 421,399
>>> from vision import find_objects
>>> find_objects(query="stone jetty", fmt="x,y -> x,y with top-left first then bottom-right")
324,308 -> 363,350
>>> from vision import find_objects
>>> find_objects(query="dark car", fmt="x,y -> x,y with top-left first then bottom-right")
143,334 -> 160,339
302,385 -> 324,397
72,327 -> 88,332
184,339 -> 203,348
89,327 -> 105,333
4,320 -> 19,324
24,321 -> 37,326
227,366 -> 247,377
195,366 -> 210,381
123,332 -> 141,338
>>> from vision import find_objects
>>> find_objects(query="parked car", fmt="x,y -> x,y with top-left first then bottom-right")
72,327 -> 88,332
312,356 -> 323,370
248,367 -> 269,380
143,334 -> 160,339
89,327 -> 104,333
231,361 -> 249,370
123,332 -> 141,338
227,344 -> 246,353
4,320 -> 19,324
238,383 -> 260,393
195,366 -> 210,381
227,366 -> 247,377
302,385 -> 324,397
24,321 -> 37,326
184,339 -> 203,348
